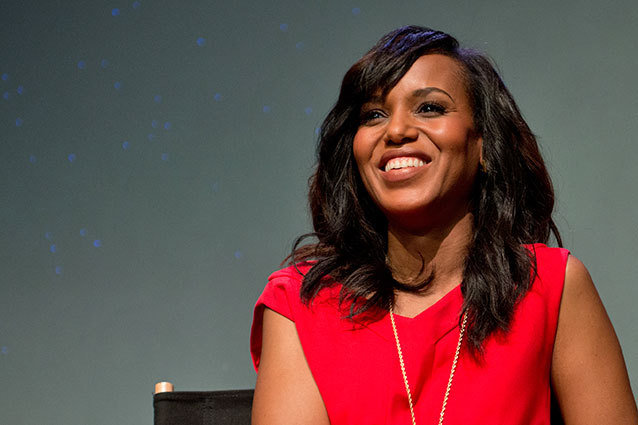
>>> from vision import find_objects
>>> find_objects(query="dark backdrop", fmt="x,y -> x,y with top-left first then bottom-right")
1,0 -> 636,423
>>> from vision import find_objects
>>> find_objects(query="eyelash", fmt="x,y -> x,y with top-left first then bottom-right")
417,102 -> 446,114
360,102 -> 446,124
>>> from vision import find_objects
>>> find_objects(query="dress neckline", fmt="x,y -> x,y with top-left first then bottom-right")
356,283 -> 464,343
391,283 -> 462,321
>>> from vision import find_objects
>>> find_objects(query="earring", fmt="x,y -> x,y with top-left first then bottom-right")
479,158 -> 487,173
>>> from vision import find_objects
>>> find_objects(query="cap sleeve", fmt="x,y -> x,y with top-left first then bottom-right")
250,265 -> 306,371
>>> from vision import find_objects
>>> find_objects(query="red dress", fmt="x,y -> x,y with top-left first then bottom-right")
251,243 -> 569,424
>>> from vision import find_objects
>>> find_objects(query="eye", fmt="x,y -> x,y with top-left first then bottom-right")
417,102 -> 446,115
359,109 -> 386,125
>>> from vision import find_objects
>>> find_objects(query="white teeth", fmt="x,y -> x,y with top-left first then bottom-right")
384,157 -> 426,172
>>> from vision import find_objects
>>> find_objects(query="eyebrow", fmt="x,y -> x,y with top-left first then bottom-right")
411,87 -> 455,102
364,86 -> 455,106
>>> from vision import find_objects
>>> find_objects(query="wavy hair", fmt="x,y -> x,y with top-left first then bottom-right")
290,25 -> 562,351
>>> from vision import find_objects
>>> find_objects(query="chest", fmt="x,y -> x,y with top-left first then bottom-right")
295,295 -> 555,425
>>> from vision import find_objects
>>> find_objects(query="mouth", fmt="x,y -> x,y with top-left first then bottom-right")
382,156 -> 427,172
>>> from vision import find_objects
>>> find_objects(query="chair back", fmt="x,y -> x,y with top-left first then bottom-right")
154,382 -> 253,425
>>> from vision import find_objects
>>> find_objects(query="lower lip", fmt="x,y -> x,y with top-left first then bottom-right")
380,164 -> 429,182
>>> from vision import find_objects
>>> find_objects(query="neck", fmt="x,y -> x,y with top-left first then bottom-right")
386,210 -> 474,292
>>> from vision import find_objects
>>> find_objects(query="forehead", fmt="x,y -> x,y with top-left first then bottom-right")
406,54 -> 466,85
373,54 -> 469,103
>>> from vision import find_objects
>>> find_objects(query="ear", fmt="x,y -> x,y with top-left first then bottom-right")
477,136 -> 486,172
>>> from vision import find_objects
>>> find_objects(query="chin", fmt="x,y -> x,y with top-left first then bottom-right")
381,197 -> 472,232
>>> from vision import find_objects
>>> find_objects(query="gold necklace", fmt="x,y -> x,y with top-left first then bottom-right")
389,307 -> 468,425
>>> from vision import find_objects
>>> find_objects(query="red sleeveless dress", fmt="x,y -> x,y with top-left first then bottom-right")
251,243 -> 569,424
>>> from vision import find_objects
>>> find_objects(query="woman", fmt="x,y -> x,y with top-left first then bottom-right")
250,26 -> 638,424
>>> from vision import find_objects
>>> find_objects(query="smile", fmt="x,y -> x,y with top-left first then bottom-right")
383,157 -> 426,172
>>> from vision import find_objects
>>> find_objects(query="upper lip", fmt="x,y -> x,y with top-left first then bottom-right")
378,149 -> 431,170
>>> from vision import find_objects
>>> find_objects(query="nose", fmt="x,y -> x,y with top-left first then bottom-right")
385,111 -> 418,144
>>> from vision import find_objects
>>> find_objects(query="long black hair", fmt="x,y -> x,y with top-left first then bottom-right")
290,26 -> 562,351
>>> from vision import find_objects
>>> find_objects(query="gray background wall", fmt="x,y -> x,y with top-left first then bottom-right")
1,0 -> 636,423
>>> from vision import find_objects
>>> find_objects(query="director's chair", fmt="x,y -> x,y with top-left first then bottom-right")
153,382 -> 254,425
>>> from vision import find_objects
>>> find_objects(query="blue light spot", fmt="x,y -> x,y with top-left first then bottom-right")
55,265 -> 63,275
50,244 -> 57,253
112,8 -> 120,16
15,118 -> 23,127
295,41 -> 304,50
93,239 -> 102,247
77,60 -> 86,70
262,105 -> 271,113
213,93 -> 222,101
304,106 -> 313,115
234,250 -> 243,259
114,81 -> 122,90
154,94 -> 162,103
279,23 -> 288,32
147,133 -> 155,141
3,92 -> 8,100
29,155 -> 37,163
80,228 -> 87,236
1,73 -> 8,81
151,120 -> 159,128
352,7 -> 361,15
132,1 -> 141,9
17,85 -> 23,94
45,232 -> 53,240
196,37 -> 206,46
68,153 -> 76,162
314,127 -> 320,135
1,346 -> 7,355
163,121 -> 171,130
211,181 -> 219,192
161,153 -> 169,161
100,59 -> 109,68
122,140 -> 129,150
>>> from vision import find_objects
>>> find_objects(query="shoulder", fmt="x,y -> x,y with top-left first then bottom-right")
560,254 -> 604,322
526,243 -> 570,268
559,254 -> 604,333
552,254 -> 638,423
251,262 -> 318,370
523,243 -> 570,305
267,262 -> 314,288
259,262 -> 316,308
562,255 -> 594,297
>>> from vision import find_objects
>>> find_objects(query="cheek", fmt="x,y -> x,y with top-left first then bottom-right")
352,133 -> 379,200
352,132 -> 367,163
430,120 -> 480,160
352,131 -> 375,176
428,120 -> 471,148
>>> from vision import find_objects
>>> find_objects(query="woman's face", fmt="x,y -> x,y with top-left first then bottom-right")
352,54 -> 482,230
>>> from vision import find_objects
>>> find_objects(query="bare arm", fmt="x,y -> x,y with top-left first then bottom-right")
252,307 -> 330,425
551,255 -> 638,424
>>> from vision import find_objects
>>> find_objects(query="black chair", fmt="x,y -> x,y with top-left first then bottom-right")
153,382 -> 254,425
153,381 -> 564,424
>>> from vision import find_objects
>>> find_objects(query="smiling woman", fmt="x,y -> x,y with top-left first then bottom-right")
250,26 -> 638,425
353,54 -> 482,235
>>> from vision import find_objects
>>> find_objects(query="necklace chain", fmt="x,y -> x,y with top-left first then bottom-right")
389,307 -> 468,425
